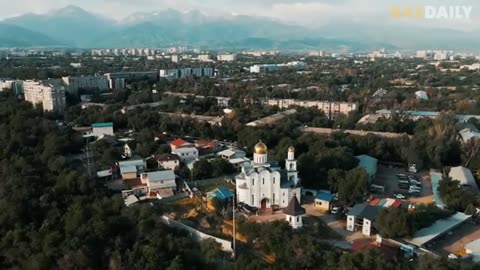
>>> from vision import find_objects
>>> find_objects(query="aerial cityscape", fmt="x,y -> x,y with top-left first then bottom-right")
1,1 -> 480,269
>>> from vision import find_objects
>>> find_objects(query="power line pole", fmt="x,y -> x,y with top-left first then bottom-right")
232,190 -> 236,260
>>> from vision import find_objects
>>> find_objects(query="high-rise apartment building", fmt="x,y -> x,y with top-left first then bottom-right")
62,75 -> 109,95
217,54 -> 237,61
24,80 -> 66,113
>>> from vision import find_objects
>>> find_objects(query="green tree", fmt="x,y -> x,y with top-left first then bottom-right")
376,207 -> 411,238
192,159 -> 213,179
337,168 -> 368,205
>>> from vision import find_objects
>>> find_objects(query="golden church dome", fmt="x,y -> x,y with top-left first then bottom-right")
288,146 -> 295,152
254,141 -> 268,154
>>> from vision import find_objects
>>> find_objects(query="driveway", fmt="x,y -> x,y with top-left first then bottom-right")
303,202 -> 366,242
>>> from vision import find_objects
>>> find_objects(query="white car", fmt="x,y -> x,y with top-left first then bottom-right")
395,194 -> 406,199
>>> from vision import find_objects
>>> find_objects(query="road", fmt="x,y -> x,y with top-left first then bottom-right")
302,127 -> 412,139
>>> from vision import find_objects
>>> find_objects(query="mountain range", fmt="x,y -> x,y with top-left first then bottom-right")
0,5 -> 479,51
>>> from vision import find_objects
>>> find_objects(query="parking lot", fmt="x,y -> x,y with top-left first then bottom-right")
373,165 -> 433,204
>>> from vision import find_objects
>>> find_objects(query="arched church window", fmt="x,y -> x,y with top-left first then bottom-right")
262,178 -> 265,185
290,163 -> 294,170
273,177 -> 275,184
252,179 -> 254,186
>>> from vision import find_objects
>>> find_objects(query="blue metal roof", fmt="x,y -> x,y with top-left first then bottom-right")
92,122 -> 113,128
208,187 -> 234,201
315,192 -> 335,202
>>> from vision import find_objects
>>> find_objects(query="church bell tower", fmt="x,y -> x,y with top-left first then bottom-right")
285,146 -> 298,185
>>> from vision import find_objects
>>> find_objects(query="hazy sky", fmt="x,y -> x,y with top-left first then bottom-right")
1,0 -> 479,30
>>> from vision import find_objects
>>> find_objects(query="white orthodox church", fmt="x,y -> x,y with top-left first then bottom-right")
235,141 -> 302,209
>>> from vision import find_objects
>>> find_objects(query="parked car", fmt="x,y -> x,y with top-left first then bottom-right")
395,194 -> 407,199
331,206 -> 342,214
411,180 -> 422,185
408,188 -> 421,194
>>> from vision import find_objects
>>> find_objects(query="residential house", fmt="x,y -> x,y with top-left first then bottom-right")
117,159 -> 146,179
217,148 -> 249,170
156,153 -> 181,170
141,170 -> 177,197
121,170 -> 177,202
173,147 -> 199,162
170,138 -> 195,150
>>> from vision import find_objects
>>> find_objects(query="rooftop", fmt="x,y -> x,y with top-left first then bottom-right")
355,154 -> 378,177
315,191 -> 335,202
449,166 -> 478,191
348,203 -> 380,221
207,187 -> 234,201
283,195 -> 305,216
92,122 -> 113,128
156,153 -> 180,162
406,212 -> 471,247
170,138 -> 189,147
120,165 -> 137,174
146,170 -> 175,182
118,159 -> 144,168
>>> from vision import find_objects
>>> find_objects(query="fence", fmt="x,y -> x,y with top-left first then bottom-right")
161,215 -> 233,253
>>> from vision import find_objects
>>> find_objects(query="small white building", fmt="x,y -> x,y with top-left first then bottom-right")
92,122 -> 114,137
283,194 -> 305,229
172,147 -> 199,162
346,203 -> 380,236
